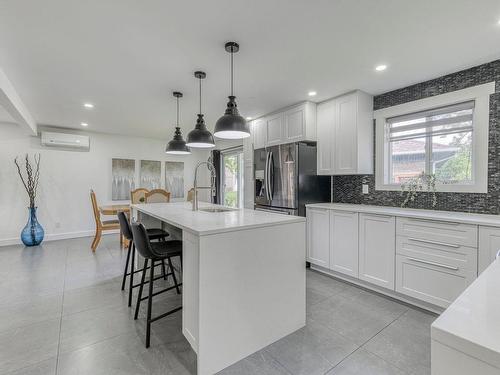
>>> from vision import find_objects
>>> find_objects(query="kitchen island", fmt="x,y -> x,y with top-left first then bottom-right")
431,257 -> 500,374
131,202 -> 306,375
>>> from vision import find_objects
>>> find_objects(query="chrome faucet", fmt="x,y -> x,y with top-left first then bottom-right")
192,161 -> 217,211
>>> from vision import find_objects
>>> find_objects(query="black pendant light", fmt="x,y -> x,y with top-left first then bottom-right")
214,42 -> 250,139
166,92 -> 191,155
186,71 -> 215,148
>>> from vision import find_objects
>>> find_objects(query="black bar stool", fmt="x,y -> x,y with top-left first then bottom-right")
131,221 -> 182,348
118,212 -> 170,307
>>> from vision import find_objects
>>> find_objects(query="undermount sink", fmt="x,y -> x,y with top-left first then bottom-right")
199,207 -> 235,213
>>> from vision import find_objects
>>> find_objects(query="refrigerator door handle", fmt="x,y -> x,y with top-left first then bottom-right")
264,151 -> 270,201
268,151 -> 274,201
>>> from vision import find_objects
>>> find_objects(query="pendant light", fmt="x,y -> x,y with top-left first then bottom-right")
186,71 -> 215,148
166,92 -> 191,155
214,42 -> 250,139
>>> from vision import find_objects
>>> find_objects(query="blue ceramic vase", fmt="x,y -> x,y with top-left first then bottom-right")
21,207 -> 44,246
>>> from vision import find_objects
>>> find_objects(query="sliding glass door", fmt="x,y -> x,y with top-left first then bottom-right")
221,149 -> 244,208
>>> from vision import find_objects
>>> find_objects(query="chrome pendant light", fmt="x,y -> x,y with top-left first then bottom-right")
214,42 -> 250,139
166,92 -> 191,155
186,71 -> 215,148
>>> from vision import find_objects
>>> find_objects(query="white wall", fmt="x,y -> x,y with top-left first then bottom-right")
0,124 -> 211,245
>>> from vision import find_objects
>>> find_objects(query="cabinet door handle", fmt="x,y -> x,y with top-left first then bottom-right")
407,257 -> 459,271
408,237 -> 460,248
407,218 -> 460,226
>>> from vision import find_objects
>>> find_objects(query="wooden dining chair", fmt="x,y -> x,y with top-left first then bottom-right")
130,188 -> 149,204
145,189 -> 171,203
90,189 -> 120,252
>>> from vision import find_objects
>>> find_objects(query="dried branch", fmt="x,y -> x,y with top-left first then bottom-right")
14,154 -> 41,208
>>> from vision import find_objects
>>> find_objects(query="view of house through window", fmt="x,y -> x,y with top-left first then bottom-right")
387,101 -> 474,185
221,149 -> 244,208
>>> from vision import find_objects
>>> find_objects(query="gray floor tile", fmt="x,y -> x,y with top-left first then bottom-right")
308,293 -> 404,345
0,293 -> 63,334
56,331 -> 191,375
326,348 -> 407,375
265,319 -> 358,375
363,309 -> 436,375
306,270 -> 350,297
6,358 -> 57,375
339,286 -> 409,317
62,279 -> 127,315
218,350 -> 291,375
0,318 -> 60,374
59,303 -> 139,354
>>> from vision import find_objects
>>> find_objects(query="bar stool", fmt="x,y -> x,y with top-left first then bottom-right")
118,212 -> 170,307
131,222 -> 182,348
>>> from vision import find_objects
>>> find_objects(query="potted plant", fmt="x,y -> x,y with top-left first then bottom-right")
14,154 -> 44,246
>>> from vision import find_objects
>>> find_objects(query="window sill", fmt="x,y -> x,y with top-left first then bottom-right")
375,183 -> 487,194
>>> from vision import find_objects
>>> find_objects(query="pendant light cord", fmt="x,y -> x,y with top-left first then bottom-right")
199,76 -> 202,114
176,96 -> 179,127
230,49 -> 234,96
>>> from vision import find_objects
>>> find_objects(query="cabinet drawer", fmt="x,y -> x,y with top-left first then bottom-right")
396,236 -> 477,273
396,217 -> 477,248
396,254 -> 476,308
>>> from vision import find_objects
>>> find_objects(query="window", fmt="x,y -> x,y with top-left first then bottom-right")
375,82 -> 493,193
221,149 -> 244,208
387,101 -> 474,185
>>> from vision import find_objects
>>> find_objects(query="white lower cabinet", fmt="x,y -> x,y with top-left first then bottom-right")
395,236 -> 477,308
358,214 -> 396,289
307,208 -> 330,267
329,211 -> 358,277
478,226 -> 500,275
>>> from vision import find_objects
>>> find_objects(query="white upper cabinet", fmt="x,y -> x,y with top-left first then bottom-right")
252,118 -> 267,150
265,113 -> 283,146
317,90 -> 373,175
250,102 -> 317,149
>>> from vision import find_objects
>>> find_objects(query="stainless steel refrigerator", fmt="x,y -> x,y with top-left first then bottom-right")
254,142 -> 331,216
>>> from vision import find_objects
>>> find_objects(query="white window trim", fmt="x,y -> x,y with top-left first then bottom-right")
375,82 -> 495,193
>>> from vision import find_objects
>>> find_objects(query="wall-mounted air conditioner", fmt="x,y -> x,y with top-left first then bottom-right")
40,131 -> 90,151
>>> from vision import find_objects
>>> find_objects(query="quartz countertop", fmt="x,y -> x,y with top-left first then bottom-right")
431,258 -> 500,368
132,202 -> 305,236
306,203 -> 500,227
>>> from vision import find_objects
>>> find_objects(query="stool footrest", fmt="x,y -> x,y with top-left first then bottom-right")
131,273 -> 173,288
149,306 -> 182,323
139,283 -> 183,301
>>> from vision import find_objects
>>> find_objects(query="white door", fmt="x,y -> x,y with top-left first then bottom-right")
359,213 -> 396,289
266,113 -> 283,146
307,208 -> 330,267
284,106 -> 305,142
330,210 -> 359,277
316,101 -> 334,175
479,226 -> 500,274
334,92 -> 358,174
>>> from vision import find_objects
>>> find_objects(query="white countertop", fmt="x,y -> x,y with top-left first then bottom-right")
431,258 -> 500,368
306,203 -> 500,227
132,202 -> 305,236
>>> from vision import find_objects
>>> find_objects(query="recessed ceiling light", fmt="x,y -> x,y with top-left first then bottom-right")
497,19 -> 500,25
308,91 -> 317,97
83,103 -> 94,109
375,64 -> 387,72
81,122 -> 88,127
76,139 -> 81,143
246,117 -> 253,120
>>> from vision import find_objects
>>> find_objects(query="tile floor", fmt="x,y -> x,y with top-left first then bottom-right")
0,235 -> 436,375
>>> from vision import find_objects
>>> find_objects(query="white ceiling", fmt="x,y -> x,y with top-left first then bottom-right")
0,0 -> 499,139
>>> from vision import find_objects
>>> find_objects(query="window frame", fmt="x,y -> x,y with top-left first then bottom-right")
375,82 -> 494,193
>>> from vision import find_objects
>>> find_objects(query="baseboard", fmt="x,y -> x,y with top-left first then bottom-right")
0,229 -> 120,247
310,264 -> 444,315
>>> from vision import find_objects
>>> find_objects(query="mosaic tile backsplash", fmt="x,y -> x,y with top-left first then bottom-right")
332,59 -> 500,214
